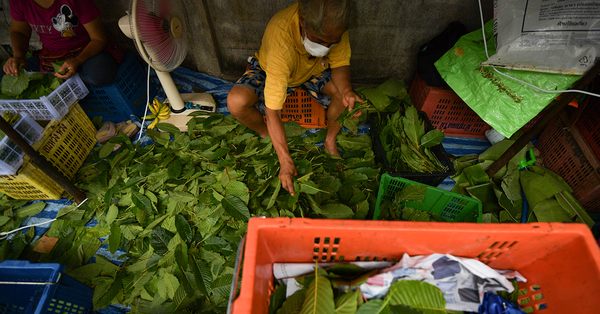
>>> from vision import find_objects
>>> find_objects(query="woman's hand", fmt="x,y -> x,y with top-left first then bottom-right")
3,57 -> 26,76
55,58 -> 82,79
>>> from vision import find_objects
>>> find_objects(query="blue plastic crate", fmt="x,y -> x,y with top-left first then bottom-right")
0,260 -> 93,314
79,53 -> 157,122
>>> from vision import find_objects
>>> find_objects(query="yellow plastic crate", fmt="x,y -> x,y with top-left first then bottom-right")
0,102 -> 97,200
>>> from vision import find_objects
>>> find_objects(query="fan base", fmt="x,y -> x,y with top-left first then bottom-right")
163,93 -> 217,131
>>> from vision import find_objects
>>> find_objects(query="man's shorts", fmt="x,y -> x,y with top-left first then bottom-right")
234,57 -> 331,114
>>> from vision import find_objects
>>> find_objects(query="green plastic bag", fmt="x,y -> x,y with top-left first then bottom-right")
434,20 -> 581,138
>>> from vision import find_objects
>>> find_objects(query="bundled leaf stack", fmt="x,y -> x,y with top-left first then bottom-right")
0,113 -> 382,312
374,106 -> 446,174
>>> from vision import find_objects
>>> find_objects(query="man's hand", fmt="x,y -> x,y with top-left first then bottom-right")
55,58 -> 82,79
3,57 -> 26,76
279,161 -> 298,196
342,90 -> 364,119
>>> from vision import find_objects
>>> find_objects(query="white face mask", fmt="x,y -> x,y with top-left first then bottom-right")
302,28 -> 333,57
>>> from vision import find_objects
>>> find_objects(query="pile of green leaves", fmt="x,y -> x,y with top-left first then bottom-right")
375,106 -> 446,174
0,113 -> 381,313
0,195 -> 47,260
0,67 -> 63,100
452,139 -> 595,226
269,264 -> 447,314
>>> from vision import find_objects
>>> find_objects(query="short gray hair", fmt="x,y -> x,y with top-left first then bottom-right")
298,0 -> 351,36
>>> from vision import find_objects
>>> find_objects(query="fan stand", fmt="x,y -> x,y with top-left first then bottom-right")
155,70 -> 216,132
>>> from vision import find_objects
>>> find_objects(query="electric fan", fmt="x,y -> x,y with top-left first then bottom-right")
118,0 -> 216,130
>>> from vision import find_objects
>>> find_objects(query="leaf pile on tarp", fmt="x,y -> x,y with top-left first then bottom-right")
336,77 -> 412,135
0,68 -> 63,100
0,194 -> 46,260
0,113 -> 382,313
451,139 -> 594,227
374,106 -> 446,174
270,264 -> 446,314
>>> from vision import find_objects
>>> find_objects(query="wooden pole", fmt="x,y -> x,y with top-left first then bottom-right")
0,116 -> 87,204
486,61 -> 600,178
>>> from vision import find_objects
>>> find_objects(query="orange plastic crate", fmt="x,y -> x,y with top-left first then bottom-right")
229,218 -> 600,314
262,88 -> 327,129
536,113 -> 600,211
409,73 -> 491,138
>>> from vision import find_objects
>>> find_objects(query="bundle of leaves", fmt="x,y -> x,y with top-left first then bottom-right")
269,265 -> 448,314
0,113 -> 382,313
336,77 -> 412,135
451,139 -> 595,226
0,67 -> 63,99
375,106 -> 446,174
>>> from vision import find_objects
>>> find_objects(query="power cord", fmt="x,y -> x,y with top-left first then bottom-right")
0,198 -> 88,241
136,63 -> 152,146
477,0 -> 600,98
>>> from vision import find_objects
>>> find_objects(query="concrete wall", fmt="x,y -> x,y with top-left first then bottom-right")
0,0 -> 493,85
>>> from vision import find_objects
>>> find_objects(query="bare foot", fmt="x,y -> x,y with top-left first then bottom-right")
324,139 -> 341,157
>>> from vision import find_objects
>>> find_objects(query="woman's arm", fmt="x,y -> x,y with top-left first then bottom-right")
3,19 -> 32,75
55,17 -> 107,79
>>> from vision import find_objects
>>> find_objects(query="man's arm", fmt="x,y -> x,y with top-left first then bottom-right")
3,19 -> 32,75
56,17 -> 107,79
265,107 -> 298,196
331,66 -> 363,118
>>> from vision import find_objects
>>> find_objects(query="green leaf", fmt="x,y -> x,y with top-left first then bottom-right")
226,181 -> 250,204
221,195 -> 251,221
356,299 -> 391,314
277,289 -> 306,314
158,272 -> 180,300
0,216 -> 11,228
188,255 -> 211,295
402,106 -> 425,148
321,203 -> 354,219
106,204 -> 119,225
389,305 -> 426,314
156,123 -> 182,134
269,283 -> 288,314
1,67 -> 29,96
266,178 -> 282,209
532,198 -> 573,222
132,191 -> 153,213
420,129 -> 444,148
13,202 -> 45,219
556,191 -> 595,227
299,270 -> 335,314
396,185 -> 427,204
169,191 -> 195,203
386,280 -> 446,314
108,223 -> 121,254
99,143 -> 115,159
175,214 -> 193,243
210,274 -> 233,299
299,180 -> 328,195
167,159 -> 183,179
334,290 -> 358,314
151,227 -> 175,255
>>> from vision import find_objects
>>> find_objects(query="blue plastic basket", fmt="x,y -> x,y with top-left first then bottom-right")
0,260 -> 93,314
79,53 -> 157,122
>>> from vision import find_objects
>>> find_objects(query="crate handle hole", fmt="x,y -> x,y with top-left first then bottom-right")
324,237 -> 330,244
536,303 -> 547,310
533,293 -> 544,301
334,238 -> 340,244
314,237 -> 320,244
519,297 -> 531,305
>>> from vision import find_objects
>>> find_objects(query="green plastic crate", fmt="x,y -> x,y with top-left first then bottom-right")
375,173 -> 482,222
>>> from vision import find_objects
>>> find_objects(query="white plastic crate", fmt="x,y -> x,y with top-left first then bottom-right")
0,113 -> 44,175
0,73 -> 89,121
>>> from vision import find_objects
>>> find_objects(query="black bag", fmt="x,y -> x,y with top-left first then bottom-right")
417,21 -> 468,87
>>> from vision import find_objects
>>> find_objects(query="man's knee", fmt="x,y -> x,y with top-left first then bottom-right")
227,86 -> 255,116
